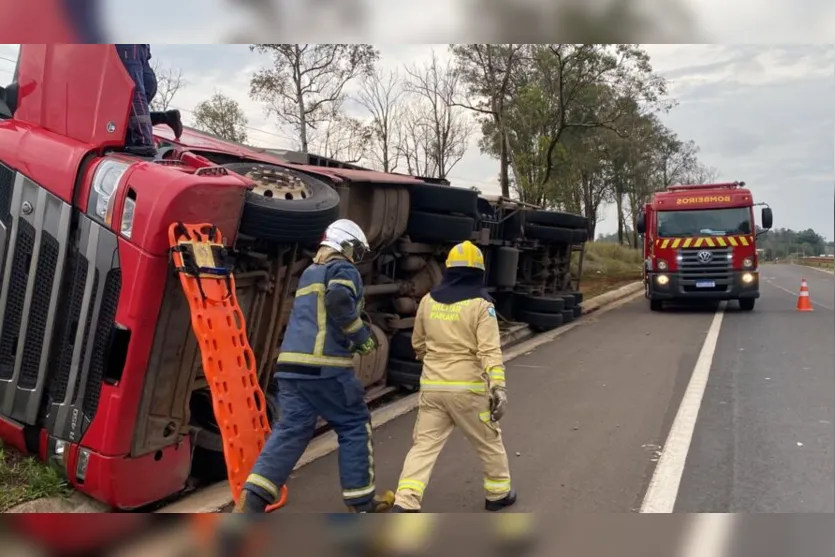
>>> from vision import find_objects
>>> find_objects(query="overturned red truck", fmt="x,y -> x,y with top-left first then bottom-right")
0,44 -> 589,510
637,182 -> 773,311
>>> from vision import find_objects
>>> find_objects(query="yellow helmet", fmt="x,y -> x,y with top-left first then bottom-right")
445,241 -> 485,271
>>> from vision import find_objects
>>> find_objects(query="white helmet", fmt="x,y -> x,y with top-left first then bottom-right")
320,219 -> 371,263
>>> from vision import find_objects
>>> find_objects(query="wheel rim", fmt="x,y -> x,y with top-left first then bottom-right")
243,164 -> 312,200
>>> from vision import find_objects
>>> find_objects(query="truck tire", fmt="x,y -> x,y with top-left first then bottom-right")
573,305 -> 583,319
515,309 -> 564,331
561,309 -> 575,323
501,211 -> 526,241
189,386 -> 279,482
569,291 -> 584,304
524,223 -> 573,243
516,294 -> 566,313
739,298 -> 755,311
526,209 -> 588,230
390,330 -> 417,361
224,162 -> 340,244
409,183 -> 478,216
386,358 -> 423,391
407,211 -> 475,243
556,293 -> 575,309
571,229 -> 589,243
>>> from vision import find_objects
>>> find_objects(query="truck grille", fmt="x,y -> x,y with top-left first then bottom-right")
0,168 -> 72,425
678,246 -> 733,292
44,215 -> 121,444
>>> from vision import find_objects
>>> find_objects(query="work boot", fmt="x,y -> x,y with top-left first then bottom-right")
485,489 -> 517,512
232,488 -> 271,513
151,109 -> 183,139
348,490 -> 396,513
391,505 -> 421,513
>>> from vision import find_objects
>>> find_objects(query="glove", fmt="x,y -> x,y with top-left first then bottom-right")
490,386 -> 508,422
353,336 -> 376,355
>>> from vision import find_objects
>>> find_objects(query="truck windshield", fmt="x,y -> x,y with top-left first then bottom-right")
657,207 -> 752,237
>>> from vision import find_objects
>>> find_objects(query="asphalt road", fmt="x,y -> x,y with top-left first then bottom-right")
275,264 -> 833,518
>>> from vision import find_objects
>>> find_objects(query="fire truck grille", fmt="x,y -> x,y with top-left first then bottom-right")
70,271 -> 98,406
0,164 -> 12,220
19,232 -> 59,389
49,253 -> 89,402
83,268 -> 121,420
678,246 -> 733,290
0,220 -> 35,381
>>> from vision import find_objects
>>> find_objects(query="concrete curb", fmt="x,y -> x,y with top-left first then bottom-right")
158,281 -> 644,513
794,263 -> 835,275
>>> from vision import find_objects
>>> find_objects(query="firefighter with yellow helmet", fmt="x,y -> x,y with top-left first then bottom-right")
392,240 -> 515,512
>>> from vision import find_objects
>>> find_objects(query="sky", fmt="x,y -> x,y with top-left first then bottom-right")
0,41 -> 832,240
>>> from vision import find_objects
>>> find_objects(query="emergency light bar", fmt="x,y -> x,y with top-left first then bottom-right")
667,181 -> 745,191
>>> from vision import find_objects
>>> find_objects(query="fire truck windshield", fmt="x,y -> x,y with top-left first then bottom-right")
657,207 -> 752,238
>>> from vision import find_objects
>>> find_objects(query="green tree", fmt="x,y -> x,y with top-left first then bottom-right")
192,92 -> 249,144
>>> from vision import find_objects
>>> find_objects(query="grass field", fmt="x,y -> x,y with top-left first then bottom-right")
575,242 -> 643,298
0,441 -> 70,511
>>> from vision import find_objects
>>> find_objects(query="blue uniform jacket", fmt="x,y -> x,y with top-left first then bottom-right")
276,256 -> 370,378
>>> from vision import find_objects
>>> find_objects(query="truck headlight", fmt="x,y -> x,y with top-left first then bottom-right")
656,274 -> 670,286
90,159 -> 131,224
657,259 -> 669,271
742,272 -> 755,284
121,193 -> 136,239
743,257 -> 754,269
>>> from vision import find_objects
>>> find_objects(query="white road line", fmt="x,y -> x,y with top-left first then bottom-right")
677,513 -> 737,557
640,304 -> 726,513
764,280 -> 834,311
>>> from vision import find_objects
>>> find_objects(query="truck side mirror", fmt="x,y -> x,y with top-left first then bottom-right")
761,207 -> 773,230
636,212 -> 646,235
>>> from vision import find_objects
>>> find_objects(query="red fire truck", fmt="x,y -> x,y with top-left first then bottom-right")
637,182 -> 773,311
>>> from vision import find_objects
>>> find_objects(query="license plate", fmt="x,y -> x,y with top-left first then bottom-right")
695,280 -> 716,288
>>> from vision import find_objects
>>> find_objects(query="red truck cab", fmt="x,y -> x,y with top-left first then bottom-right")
636,182 -> 773,311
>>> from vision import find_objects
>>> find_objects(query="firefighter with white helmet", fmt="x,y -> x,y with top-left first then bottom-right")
392,240 -> 515,512
236,219 -> 395,513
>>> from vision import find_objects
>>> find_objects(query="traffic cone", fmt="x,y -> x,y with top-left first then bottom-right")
797,278 -> 814,312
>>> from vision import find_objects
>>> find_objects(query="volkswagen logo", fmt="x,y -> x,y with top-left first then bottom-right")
697,250 -> 713,264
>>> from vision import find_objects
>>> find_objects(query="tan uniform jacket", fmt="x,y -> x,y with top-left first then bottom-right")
411,294 -> 506,392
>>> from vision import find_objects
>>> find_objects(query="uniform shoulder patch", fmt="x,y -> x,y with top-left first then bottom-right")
487,306 -> 496,318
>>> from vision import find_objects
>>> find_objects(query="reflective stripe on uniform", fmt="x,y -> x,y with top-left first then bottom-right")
397,479 -> 426,495
344,316 -> 364,334
479,411 -> 492,423
484,477 -> 511,493
277,352 -> 354,367
487,366 -> 505,382
419,379 -> 486,393
328,279 -> 357,295
245,473 -> 280,501
343,484 -> 376,500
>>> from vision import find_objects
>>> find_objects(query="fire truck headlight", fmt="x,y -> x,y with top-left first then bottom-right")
743,257 -> 754,269
742,272 -> 755,284
656,274 -> 670,286
90,158 -> 131,225
657,259 -> 669,271
120,194 -> 136,239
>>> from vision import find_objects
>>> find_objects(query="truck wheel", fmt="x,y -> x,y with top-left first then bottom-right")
571,229 -> 589,243
572,305 -> 583,318
739,298 -> 755,311
224,162 -> 340,244
516,294 -> 566,313
409,183 -> 478,217
650,299 -> 663,312
390,330 -> 417,361
524,223 -> 573,243
525,209 -> 588,230
515,309 -> 564,331
407,211 -> 475,243
386,358 -> 423,391
189,386 -> 278,483
560,309 -> 575,323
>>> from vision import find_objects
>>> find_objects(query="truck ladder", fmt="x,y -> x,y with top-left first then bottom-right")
168,222 -> 287,512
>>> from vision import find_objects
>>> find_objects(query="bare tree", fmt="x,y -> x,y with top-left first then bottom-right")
451,44 -> 525,196
684,163 -> 720,184
249,44 -> 379,153
356,70 -> 405,173
192,92 -> 249,143
395,105 -> 436,177
308,111 -> 372,163
404,50 -> 475,179
149,59 -> 185,111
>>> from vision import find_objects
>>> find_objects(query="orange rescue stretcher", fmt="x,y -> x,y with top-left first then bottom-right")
168,222 -> 287,514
